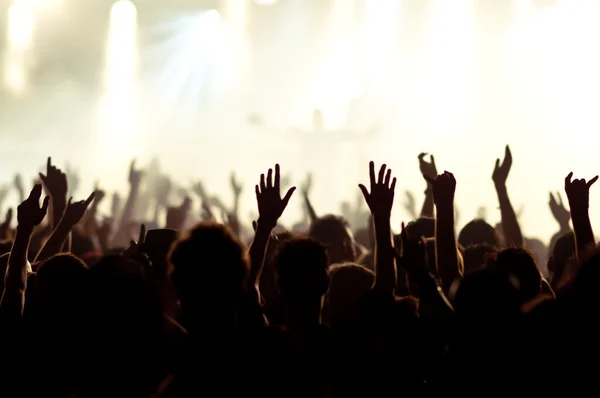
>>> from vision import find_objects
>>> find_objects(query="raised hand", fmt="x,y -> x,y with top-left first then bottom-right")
39,157 -> 68,200
492,145 -> 512,186
230,172 -> 243,197
549,191 -> 570,228
17,184 -> 50,229
13,174 -> 24,198
425,171 -> 456,207
300,173 -> 313,196
255,164 -> 296,227
418,153 -> 438,182
403,190 -> 417,220
155,175 -> 172,207
359,161 -> 397,218
128,159 -> 144,188
191,181 -> 208,201
123,223 -> 146,258
62,192 -> 96,226
564,172 -> 598,210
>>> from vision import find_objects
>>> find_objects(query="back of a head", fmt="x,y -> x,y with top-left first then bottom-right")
404,217 -> 435,241
548,232 -> 575,284
169,222 -> 248,304
489,248 -> 542,303
326,263 -> 374,328
309,215 -> 355,265
144,228 -> 178,279
459,219 -> 500,249
462,244 -> 497,274
275,238 -> 329,301
36,253 -> 88,303
451,268 -> 521,322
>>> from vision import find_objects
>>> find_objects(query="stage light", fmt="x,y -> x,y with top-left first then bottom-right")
104,0 -> 139,87
4,0 -> 35,94
7,0 -> 35,55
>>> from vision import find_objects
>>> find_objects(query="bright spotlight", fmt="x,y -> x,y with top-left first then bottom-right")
104,0 -> 139,87
255,0 -> 278,5
7,0 -> 35,54
110,0 -> 137,25
4,0 -> 35,94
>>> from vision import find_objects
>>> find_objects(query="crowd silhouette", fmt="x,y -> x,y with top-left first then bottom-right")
0,145 -> 597,396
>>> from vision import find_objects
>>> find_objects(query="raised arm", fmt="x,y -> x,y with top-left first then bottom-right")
427,172 -> 461,293
35,192 -> 95,263
418,153 -> 437,218
492,146 -> 523,248
359,161 -> 397,294
248,164 -> 296,301
564,172 -> 598,260
113,160 -> 143,247
301,173 -> 318,224
1,184 -> 49,317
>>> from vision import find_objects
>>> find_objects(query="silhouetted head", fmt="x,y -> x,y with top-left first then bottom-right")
462,244 -> 497,274
169,223 -> 248,329
488,248 -> 542,304
459,219 -> 500,249
144,228 -> 178,280
403,217 -> 435,241
275,238 -> 329,303
451,267 -> 521,322
309,215 -> 356,266
35,254 -> 88,309
548,231 -> 575,286
325,263 -> 374,329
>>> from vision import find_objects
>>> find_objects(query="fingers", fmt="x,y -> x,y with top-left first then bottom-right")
5,208 -> 13,223
282,186 -> 296,207
418,153 -> 427,162
41,196 -> 50,214
430,154 -> 436,168
557,192 -> 564,206
38,173 -> 48,185
377,164 -> 386,184
368,161 -> 375,186
391,177 -> 397,191
252,220 -> 257,232
504,145 -> 512,161
274,164 -> 281,192
28,184 -> 43,200
85,191 -> 96,207
139,223 -> 146,244
384,169 -> 391,186
47,157 -> 52,171
266,168 -> 273,189
549,192 -> 556,206
68,197 -> 73,205
260,173 -> 266,192
587,175 -> 599,188
494,159 -> 500,170
255,184 -> 260,201
358,184 -> 370,203
565,172 -> 573,187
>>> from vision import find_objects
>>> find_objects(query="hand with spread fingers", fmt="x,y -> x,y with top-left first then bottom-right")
255,164 -> 296,228
564,172 -> 598,211
359,161 -> 397,219
62,192 -> 96,227
128,159 -> 144,188
549,191 -> 570,229
418,153 -> 438,183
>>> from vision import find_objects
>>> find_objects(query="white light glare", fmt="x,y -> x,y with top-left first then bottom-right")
255,0 -> 278,5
